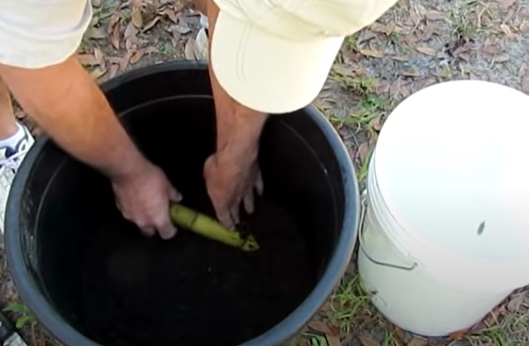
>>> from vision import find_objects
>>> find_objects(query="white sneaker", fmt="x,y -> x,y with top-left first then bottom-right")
0,124 -> 34,234
194,14 -> 209,61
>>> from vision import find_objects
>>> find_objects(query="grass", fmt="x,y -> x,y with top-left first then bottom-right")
326,271 -> 372,334
3,302 -> 37,329
3,302 -> 39,345
467,312 -> 529,346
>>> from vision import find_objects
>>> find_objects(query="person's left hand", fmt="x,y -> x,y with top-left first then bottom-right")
204,139 -> 263,230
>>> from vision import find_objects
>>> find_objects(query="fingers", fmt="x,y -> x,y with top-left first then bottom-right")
169,187 -> 182,203
137,216 -> 177,240
255,170 -> 264,196
117,196 -> 180,240
243,189 -> 254,214
139,226 -> 156,237
230,204 -> 240,226
157,220 -> 178,240
243,170 -> 262,214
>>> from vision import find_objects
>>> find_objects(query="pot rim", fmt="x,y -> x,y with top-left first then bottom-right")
5,60 -> 360,346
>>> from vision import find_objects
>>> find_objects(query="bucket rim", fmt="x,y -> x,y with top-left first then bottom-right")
4,60 -> 361,346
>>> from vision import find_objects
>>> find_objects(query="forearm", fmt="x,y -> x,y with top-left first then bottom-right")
215,97 -> 267,154
209,68 -> 267,157
0,55 -> 147,180
204,0 -> 267,156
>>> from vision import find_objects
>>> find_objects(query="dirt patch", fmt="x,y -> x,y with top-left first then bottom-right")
78,197 -> 314,346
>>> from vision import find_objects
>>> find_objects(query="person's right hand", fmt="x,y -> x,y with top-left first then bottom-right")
204,140 -> 263,229
111,161 -> 182,239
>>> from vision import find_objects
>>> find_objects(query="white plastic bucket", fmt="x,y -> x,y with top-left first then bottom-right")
357,80 -> 529,337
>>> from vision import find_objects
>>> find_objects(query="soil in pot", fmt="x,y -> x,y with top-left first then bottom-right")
78,196 -> 314,346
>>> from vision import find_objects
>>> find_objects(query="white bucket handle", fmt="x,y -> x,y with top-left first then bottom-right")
359,189 -> 418,271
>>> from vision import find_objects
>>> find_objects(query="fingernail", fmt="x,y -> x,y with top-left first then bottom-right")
170,188 -> 182,202
161,227 -> 177,240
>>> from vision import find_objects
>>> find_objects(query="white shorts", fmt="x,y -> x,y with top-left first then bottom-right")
0,0 -> 92,69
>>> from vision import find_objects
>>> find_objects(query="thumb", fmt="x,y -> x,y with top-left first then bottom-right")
169,187 -> 182,203
158,220 -> 178,240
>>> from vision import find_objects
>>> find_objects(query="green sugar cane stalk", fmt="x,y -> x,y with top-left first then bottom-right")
170,204 -> 260,252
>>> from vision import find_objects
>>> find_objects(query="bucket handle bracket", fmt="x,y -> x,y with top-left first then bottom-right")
359,189 -> 417,271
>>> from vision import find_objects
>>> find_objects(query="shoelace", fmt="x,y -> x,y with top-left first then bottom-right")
0,150 -> 28,176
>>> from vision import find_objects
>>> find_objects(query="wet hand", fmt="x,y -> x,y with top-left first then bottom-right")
204,142 -> 263,230
111,161 -> 182,239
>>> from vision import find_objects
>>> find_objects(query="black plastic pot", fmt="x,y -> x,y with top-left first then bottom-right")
5,61 -> 360,346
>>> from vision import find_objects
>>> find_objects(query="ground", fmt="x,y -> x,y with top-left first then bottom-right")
1,0 -> 528,345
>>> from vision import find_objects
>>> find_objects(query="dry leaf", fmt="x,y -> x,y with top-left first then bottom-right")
108,57 -> 124,65
145,46 -> 157,54
425,10 -> 444,21
332,64 -> 356,78
327,335 -> 341,346
142,16 -> 161,32
517,63 -> 526,76
370,115 -> 383,131
500,24 -> 513,37
393,327 -> 406,342
77,54 -> 99,66
132,7 -> 144,28
407,336 -> 427,346
124,22 -> 138,41
90,15 -> 100,27
390,55 -> 409,61
308,321 -> 333,335
129,48 -> 146,64
370,22 -> 394,35
161,8 -> 178,23
521,69 -> 529,94
402,67 -> 420,77
109,55 -> 129,71
172,0 -> 185,11
86,26 -> 107,39
358,335 -> 380,346
124,22 -> 139,51
389,78 -> 403,99
131,0 -> 144,26
90,67 -> 107,80
507,293 -> 525,312
94,48 -> 104,64
359,48 -> 384,58
184,38 -> 196,60
109,64 -> 120,78
320,301 -> 332,312
481,41 -> 501,55
416,46 -> 437,56
111,24 -> 121,50
499,0 -> 516,9
108,13 -> 121,33
449,329 -> 467,341
355,142 -> 370,163
494,54 -> 510,63
375,80 -> 390,96
173,23 -> 192,35
403,35 -> 420,45
452,41 -> 475,57
120,54 -> 130,71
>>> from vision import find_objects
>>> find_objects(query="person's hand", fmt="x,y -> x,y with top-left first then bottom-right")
111,161 -> 182,239
204,141 -> 263,229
